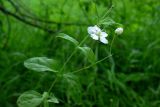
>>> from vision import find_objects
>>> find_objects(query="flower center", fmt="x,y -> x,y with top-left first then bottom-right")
96,32 -> 102,37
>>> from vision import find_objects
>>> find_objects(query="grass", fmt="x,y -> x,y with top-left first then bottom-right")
0,0 -> 160,107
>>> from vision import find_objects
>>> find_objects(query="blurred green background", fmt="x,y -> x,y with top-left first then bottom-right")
0,0 -> 160,107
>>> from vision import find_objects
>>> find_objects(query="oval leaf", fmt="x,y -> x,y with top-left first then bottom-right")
17,90 -> 42,107
57,33 -> 79,46
24,57 -> 58,72
78,46 -> 96,63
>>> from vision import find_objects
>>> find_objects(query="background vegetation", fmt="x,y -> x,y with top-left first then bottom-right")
0,0 -> 160,107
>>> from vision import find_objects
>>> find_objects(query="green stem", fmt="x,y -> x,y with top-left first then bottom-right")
60,36 -> 88,72
101,5 -> 113,19
48,77 -> 58,93
60,49 -> 77,72
109,34 -> 116,54
72,54 -> 112,74
44,100 -> 49,107
48,36 -> 88,93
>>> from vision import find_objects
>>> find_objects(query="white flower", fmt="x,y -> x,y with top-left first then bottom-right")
115,27 -> 123,35
87,25 -> 108,44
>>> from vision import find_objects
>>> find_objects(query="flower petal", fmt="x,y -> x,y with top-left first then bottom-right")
91,34 -> 99,40
100,37 -> 108,44
94,25 -> 101,33
101,32 -> 108,38
87,25 -> 101,35
88,27 -> 95,34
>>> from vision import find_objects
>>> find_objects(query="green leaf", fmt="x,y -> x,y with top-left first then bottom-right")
99,17 -> 116,26
78,46 -> 96,63
47,93 -> 59,104
119,73 -> 149,82
24,57 -> 58,72
57,33 -> 79,46
17,90 -> 42,107
63,73 -> 77,87
42,92 -> 59,104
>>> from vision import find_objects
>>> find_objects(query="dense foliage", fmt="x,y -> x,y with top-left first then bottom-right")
0,0 -> 160,107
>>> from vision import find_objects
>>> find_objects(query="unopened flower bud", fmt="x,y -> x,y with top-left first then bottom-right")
115,27 -> 123,35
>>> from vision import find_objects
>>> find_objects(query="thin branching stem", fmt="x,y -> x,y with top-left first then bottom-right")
60,36 -> 89,72
48,77 -> 58,93
101,5 -> 114,20
48,36 -> 89,93
72,54 -> 112,74
109,34 -> 116,54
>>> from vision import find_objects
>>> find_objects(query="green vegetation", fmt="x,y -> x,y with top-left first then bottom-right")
0,0 -> 160,107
